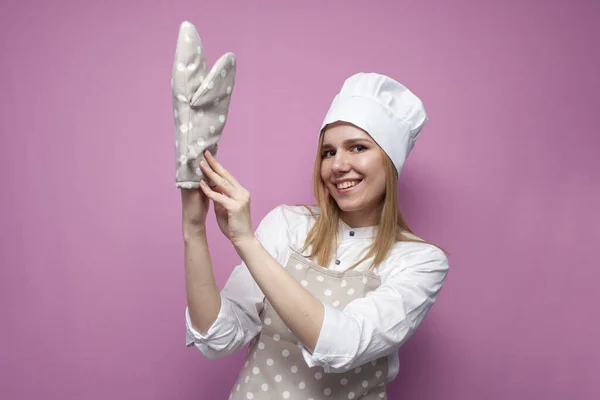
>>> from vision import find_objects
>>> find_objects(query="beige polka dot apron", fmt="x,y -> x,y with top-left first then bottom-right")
230,252 -> 389,400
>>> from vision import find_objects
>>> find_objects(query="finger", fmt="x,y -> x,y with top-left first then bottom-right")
199,180 -> 236,209
204,150 -> 241,188
200,159 -> 235,197
211,185 -> 227,195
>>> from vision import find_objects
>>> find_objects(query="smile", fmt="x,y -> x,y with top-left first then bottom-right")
334,180 -> 362,194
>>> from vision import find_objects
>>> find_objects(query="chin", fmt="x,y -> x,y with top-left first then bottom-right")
334,198 -> 364,212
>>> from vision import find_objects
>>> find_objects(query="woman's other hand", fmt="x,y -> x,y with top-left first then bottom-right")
198,150 -> 254,248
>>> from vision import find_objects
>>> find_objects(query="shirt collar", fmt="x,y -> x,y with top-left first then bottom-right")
337,218 -> 377,239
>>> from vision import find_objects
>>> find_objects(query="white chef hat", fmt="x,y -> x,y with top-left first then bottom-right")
320,72 -> 428,177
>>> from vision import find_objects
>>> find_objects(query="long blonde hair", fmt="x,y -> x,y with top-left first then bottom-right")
297,128 -> 445,271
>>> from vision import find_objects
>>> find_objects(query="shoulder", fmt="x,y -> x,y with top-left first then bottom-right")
255,204 -> 320,261
377,233 -> 449,280
257,204 -> 319,234
260,204 -> 318,226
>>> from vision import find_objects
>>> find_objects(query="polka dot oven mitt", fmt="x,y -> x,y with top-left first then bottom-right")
172,21 -> 236,189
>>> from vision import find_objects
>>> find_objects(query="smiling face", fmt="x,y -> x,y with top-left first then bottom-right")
319,122 -> 388,227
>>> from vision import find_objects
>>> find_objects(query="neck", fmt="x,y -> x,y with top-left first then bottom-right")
340,208 -> 380,228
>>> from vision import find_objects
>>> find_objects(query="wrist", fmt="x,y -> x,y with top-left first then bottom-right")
232,234 -> 259,254
182,224 -> 207,241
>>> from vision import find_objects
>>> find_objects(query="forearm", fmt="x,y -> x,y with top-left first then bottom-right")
183,228 -> 221,334
234,236 -> 324,353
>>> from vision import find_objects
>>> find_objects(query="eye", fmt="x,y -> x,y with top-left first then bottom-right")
352,144 -> 367,152
322,150 -> 335,158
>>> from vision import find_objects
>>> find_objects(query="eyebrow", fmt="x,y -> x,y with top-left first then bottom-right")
321,138 -> 373,150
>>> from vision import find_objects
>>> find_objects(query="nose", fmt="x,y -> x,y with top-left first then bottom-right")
331,151 -> 351,174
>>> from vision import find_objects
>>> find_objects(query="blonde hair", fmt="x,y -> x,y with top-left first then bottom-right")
297,128 -> 445,271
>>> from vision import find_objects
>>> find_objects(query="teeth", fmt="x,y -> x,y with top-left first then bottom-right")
337,181 -> 359,189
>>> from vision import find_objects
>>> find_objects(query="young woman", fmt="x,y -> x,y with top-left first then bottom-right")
180,72 -> 449,400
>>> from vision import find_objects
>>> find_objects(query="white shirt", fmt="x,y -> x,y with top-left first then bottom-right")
185,205 -> 449,381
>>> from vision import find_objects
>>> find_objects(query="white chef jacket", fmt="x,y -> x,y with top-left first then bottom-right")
185,205 -> 449,381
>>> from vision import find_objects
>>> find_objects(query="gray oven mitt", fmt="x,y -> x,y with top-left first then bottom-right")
171,21 -> 236,189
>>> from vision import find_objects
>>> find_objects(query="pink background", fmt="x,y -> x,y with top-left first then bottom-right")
1,0 -> 599,399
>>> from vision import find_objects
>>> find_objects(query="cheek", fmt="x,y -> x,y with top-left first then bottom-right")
320,173 -> 330,195
320,162 -> 330,181
355,154 -> 381,175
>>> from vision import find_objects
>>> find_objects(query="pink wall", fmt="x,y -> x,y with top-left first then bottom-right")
1,0 -> 599,398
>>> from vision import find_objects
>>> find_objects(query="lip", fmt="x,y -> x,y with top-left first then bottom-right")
333,179 -> 362,195
333,178 -> 362,185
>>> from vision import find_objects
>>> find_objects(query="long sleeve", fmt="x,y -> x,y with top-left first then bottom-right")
301,243 -> 449,373
185,205 -> 289,358
185,264 -> 263,358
